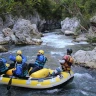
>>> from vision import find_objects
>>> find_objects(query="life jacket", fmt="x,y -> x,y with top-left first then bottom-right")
22,64 -> 28,77
35,55 -> 47,68
62,55 -> 74,71
14,64 -> 22,76
0,59 -> 8,72
14,63 -> 28,77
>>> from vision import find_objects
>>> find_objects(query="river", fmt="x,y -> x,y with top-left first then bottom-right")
0,31 -> 96,96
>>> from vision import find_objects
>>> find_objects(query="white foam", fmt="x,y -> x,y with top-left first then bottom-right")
74,73 -> 93,79
50,51 -> 64,56
74,41 -> 88,44
46,89 -> 59,93
41,33 -> 88,48
81,90 -> 88,95
42,35 -> 74,48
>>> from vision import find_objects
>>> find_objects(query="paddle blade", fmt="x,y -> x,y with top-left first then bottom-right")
7,78 -> 12,90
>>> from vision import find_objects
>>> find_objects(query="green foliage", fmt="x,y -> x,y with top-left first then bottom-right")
0,0 -> 8,14
7,2 -> 23,16
33,0 -> 54,19
60,0 -> 96,31
0,0 -> 96,24
87,37 -> 96,43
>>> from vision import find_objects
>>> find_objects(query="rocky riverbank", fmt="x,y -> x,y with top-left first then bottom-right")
73,47 -> 96,69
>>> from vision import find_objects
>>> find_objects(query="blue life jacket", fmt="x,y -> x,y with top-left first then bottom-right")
14,64 -> 22,76
35,55 -> 47,67
9,55 -> 16,62
14,63 -> 28,77
0,58 -> 8,72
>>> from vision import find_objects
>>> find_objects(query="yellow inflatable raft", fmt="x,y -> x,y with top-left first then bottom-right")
0,68 -> 74,89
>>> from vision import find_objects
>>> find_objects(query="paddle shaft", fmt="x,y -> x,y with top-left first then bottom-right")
7,62 -> 17,90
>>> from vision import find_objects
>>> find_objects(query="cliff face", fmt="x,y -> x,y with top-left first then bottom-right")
88,16 -> 96,37
0,11 -> 45,32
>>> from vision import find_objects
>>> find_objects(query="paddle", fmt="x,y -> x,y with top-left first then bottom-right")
7,62 -> 17,90
7,76 -> 13,90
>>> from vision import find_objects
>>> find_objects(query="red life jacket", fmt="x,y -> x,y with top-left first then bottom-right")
62,55 -> 74,71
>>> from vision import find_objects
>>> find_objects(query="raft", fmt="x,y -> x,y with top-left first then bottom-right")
0,68 -> 74,89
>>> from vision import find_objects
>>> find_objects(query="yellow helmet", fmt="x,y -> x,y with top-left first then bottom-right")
38,50 -> 44,54
16,55 -> 22,63
16,50 -> 22,55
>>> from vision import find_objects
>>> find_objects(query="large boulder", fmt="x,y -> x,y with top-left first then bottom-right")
12,19 -> 42,45
61,17 -> 80,35
73,47 -> 96,68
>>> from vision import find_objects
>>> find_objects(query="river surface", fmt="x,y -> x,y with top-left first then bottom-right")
0,32 -> 96,96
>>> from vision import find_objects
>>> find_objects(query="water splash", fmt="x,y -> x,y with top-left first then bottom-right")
41,32 -> 88,48
81,90 -> 89,95
74,73 -> 93,79
46,89 -> 60,93
50,51 -> 64,56
41,33 -> 74,48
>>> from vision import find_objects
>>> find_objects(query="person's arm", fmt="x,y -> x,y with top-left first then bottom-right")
1,58 -> 7,64
9,55 -> 16,62
22,55 -> 27,65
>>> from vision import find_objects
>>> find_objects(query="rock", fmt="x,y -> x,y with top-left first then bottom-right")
0,34 -> 9,44
12,19 -> 42,45
75,37 -> 87,42
61,17 -> 80,33
2,28 -> 13,37
90,16 -> 96,23
73,47 -> 96,69
88,15 -> 96,37
4,14 -> 18,28
64,30 -> 74,36
10,34 -> 16,43
0,45 -> 8,52
32,39 -> 43,45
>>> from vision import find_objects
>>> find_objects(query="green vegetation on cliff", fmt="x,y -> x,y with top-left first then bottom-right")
0,0 -> 96,29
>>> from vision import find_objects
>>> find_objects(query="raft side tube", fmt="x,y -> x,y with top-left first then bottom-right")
30,68 -> 50,78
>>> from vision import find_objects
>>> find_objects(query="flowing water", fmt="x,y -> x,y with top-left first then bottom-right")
0,32 -> 96,96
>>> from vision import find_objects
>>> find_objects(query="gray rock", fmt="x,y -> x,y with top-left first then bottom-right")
12,19 -> 42,45
61,17 -> 80,33
0,45 -> 8,52
73,47 -> 96,68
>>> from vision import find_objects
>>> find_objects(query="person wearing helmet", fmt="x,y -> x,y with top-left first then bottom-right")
67,48 -> 72,55
16,50 -> 22,55
12,55 -> 28,78
0,58 -> 9,75
28,50 -> 47,75
51,48 -> 74,76
9,50 -> 27,68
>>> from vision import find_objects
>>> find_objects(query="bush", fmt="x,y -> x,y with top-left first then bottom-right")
87,37 -> 96,43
